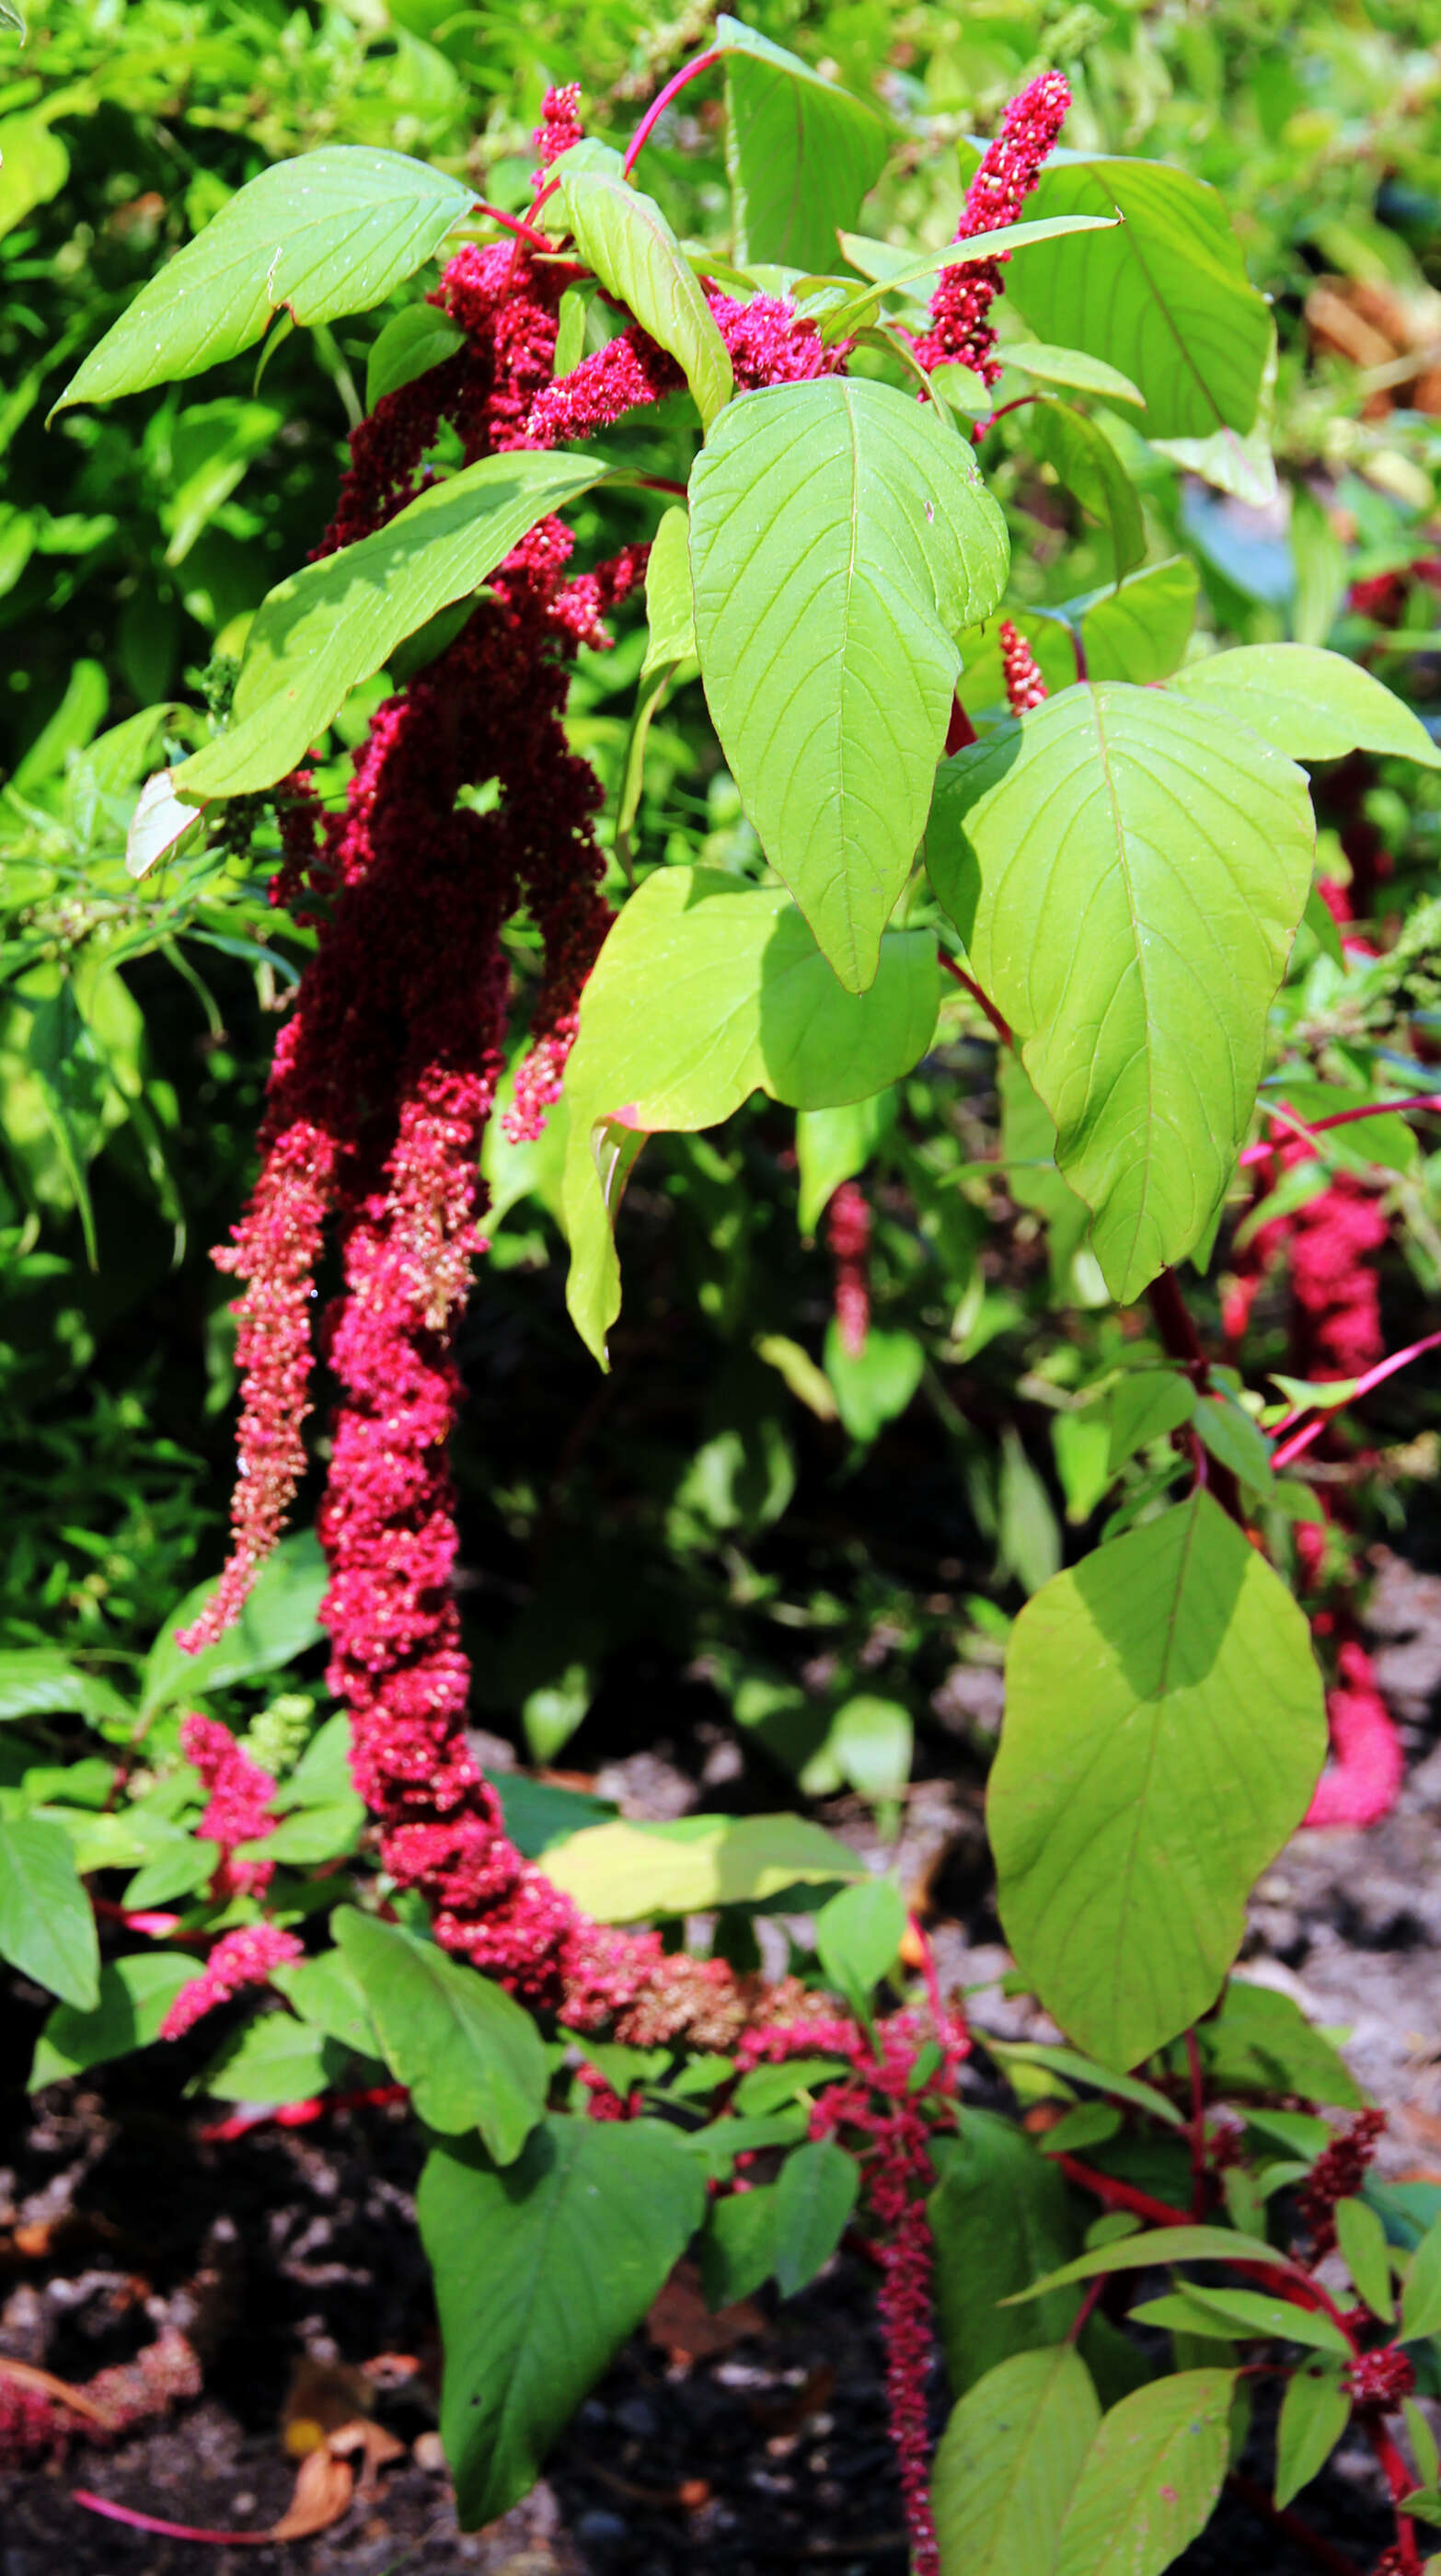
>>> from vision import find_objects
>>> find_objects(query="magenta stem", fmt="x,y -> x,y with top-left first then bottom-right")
622,48 -> 721,178
475,200 -> 555,252
1239,1091 -> 1441,1169
74,2492 -> 271,2545
1271,1328 -> 1441,1470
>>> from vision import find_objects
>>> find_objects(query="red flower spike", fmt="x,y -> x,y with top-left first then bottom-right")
826,1179 -> 872,1360
999,618 -> 1049,713
1300,2110 -> 1388,2257
160,1923 -> 303,2040
913,71 -> 1072,384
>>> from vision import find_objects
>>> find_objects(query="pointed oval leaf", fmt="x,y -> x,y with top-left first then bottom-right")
926,684 -> 1315,1299
365,302 -> 466,411
1401,2212 -> 1441,2345
30,1952 -> 195,2089
0,1814 -> 99,2009
55,148 -> 475,414
140,1527 -> 326,1718
1055,2369 -> 1236,2576
1167,644 -> 1441,769
333,1908 -> 546,2161
1004,342 -> 1146,407
559,867 -> 938,1362
934,2345 -> 1101,2576
813,1876 -> 907,2013
1128,2283 -> 1352,2355
419,2119 -> 707,2526
823,212 -> 1122,340
1028,399 -> 1145,576
999,155 -> 1271,438
690,376 -> 1009,991
539,1812 -> 865,1922
773,2137 -> 861,2295
1007,2225 -> 1300,2306
173,448 -> 613,800
988,1489 -> 1327,2065
1274,2359 -> 1350,2509
1080,558 -> 1199,685
930,2111 -> 1085,2393
718,16 -> 889,276
552,147 -> 732,429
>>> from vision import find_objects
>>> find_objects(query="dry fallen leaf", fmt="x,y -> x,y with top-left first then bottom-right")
270,2443 -> 355,2540
0,2357 -> 115,2430
646,2261 -> 767,2364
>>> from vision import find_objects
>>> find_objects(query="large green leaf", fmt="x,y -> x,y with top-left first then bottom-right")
929,2111 -> 1084,2394
175,449 -> 614,799
540,1811 -> 865,1921
933,2346 -> 1101,2576
689,376 -> 1009,990
56,148 -> 475,414
551,144 -> 732,429
988,1490 -> 1326,2065
772,2137 -> 860,2294
1027,402 -> 1145,577
998,155 -> 1272,438
419,2118 -> 707,2525
1166,644 -> 1441,768
140,1527 -> 326,1719
333,1908 -> 546,2162
0,1815 -> 99,2009
30,1952 -> 195,2089
1055,2371 -> 1236,2576
718,15 -> 888,276
925,684 -> 1315,1299
559,866 -> 939,1362
1079,558 -> 1199,685
0,1649 -> 132,1730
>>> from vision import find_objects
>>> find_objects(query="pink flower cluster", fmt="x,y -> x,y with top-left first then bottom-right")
999,618 -> 1049,713
179,1711 -> 279,1896
913,71 -> 1072,385
1304,1639 -> 1405,1831
1345,2347 -> 1415,2407
825,1179 -> 872,1359
0,2331 -> 201,2466
160,1922 -> 303,2040
1300,2108 -> 1387,2257
1225,1136 -> 1388,1382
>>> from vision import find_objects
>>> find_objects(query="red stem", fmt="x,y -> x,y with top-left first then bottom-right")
938,947 -> 1013,1047
1146,1270 -> 1243,1524
1271,1328 -> 1441,1470
1055,2156 -> 1360,2346
475,200 -> 555,252
1239,1091 -> 1441,1169
1367,2419 -> 1424,2573
945,696 -> 978,753
74,2494 -> 272,2545
622,48 -> 721,178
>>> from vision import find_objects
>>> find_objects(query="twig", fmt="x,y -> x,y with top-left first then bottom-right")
1271,1328 -> 1441,1469
937,948 -> 1012,1046
622,48 -> 721,178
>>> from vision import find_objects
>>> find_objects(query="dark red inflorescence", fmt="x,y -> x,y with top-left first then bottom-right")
912,71 -> 1071,385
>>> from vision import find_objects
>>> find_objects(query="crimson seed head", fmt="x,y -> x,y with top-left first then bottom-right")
1299,2109 -> 1388,2254
1344,2347 -> 1414,2408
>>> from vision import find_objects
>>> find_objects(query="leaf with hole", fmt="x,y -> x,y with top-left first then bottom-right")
689,375 -> 1008,990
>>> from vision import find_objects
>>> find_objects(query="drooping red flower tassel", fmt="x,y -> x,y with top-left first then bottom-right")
826,1179 -> 872,1359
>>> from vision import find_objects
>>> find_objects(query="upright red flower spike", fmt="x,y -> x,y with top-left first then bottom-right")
826,1179 -> 872,1359
160,1922 -> 303,2039
913,70 -> 1072,384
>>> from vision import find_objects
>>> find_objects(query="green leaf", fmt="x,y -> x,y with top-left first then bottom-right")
1055,2369 -> 1236,2576
140,1529 -> 326,1719
539,1812 -> 865,1921
559,868 -> 938,1363
1107,1370 -> 1195,1473
0,112 -> 68,237
1000,155 -> 1272,438
1003,342 -> 1146,408
701,2181 -> 781,2307
245,1796 -> 363,1865
29,1952 -> 195,2088
689,376 -> 1009,990
1199,1980 -> 1364,2110
333,1907 -> 546,2161
998,1430 -> 1063,1597
926,684 -> 1315,1299
1404,2398 -> 1439,2491
0,1814 -> 99,2008
364,302 -> 466,410
0,1650 -> 132,1730
199,2011 -> 349,2104
551,144 -> 732,429
824,1325 -> 926,1443
1193,1391 -> 1274,1495
1401,2213 -> 1441,2344
1007,2225 -> 1296,2306
1128,2283 -> 1351,2355
773,2138 -> 860,2295
1335,2196 -> 1394,2321
734,2058 -> 851,2114
175,448 -> 614,799
1274,2358 -> 1349,2509
121,1836 -> 219,1911
823,212 -> 1123,341
719,16 -> 889,276
1167,644 -> 1441,769
980,2041 -> 1184,2129
1080,559 -> 1200,685
1029,400 -> 1145,577
795,1091 -> 895,1236
616,504 -> 696,867
273,1949 -> 381,2059
826,1694 -> 914,1800
813,1876 -> 907,2014
56,148 -> 475,415
419,2118 -> 707,2526
934,2344 -> 1101,2576
929,2111 -> 1084,2393
989,1490 -> 1326,2065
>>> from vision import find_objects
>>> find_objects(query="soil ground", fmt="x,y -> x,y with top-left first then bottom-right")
4,1544 -> 1440,2575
